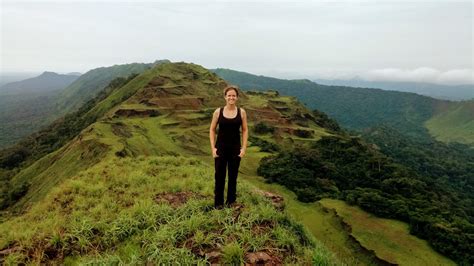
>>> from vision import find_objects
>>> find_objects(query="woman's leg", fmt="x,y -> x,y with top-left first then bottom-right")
214,153 -> 228,208
226,151 -> 241,205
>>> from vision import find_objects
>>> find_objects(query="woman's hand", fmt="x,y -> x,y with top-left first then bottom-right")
238,148 -> 246,158
212,147 -> 219,158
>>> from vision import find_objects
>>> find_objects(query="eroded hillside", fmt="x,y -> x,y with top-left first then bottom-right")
0,62 -> 338,265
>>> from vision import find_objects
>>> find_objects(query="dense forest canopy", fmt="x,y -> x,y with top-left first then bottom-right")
255,121 -> 473,264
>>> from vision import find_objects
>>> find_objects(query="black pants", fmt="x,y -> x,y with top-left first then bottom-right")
214,147 -> 241,207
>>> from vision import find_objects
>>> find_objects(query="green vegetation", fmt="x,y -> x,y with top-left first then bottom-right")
257,134 -> 473,264
0,91 -> 59,149
254,122 -> 276,134
249,136 -> 280,153
0,73 -> 79,148
361,126 -> 473,203
0,155 -> 334,265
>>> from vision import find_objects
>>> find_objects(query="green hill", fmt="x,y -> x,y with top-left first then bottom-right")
0,62 -> 338,265
2,62 -> 332,214
0,62 -> 462,265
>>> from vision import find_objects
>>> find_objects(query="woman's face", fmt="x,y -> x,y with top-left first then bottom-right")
224,89 -> 238,105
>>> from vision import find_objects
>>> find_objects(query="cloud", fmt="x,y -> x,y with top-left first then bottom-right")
437,69 -> 474,85
363,68 -> 474,85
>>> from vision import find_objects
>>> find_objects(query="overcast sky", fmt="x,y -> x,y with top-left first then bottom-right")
1,0 -> 473,84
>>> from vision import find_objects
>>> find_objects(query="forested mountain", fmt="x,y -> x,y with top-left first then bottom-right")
0,91 -> 59,149
0,72 -> 80,148
0,73 -> 38,87
0,62 -> 467,264
0,71 -> 79,95
255,119 -> 473,264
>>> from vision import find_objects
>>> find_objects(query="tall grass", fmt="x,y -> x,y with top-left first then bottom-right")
0,155 -> 338,265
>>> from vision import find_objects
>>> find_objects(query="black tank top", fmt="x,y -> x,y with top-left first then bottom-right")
216,107 -> 242,150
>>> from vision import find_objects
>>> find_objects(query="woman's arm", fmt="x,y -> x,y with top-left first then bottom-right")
209,108 -> 220,158
239,108 -> 248,157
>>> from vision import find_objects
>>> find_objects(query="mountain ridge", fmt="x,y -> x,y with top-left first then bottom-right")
0,71 -> 79,95
0,62 -> 340,265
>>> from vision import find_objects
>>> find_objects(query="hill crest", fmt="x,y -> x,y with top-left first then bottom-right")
3,61 -> 333,213
0,62 -> 338,265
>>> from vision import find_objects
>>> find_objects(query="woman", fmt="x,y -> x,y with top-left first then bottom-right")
209,85 -> 248,209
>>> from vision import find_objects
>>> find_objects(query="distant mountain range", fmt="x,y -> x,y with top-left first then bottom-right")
0,73 -> 41,87
0,71 -> 80,95
313,78 -> 474,101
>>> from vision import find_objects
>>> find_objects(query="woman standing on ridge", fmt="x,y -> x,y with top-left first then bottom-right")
209,85 -> 248,209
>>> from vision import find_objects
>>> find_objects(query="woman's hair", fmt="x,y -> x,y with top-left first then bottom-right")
224,85 -> 240,97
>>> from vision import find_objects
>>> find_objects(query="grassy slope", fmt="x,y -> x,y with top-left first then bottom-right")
1,62 -> 455,265
319,199 -> 455,266
425,100 -> 474,146
0,63 -> 337,265
7,65 -> 170,211
1,155 -> 333,265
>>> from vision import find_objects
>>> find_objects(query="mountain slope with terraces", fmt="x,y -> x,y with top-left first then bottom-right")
0,62 -> 340,265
